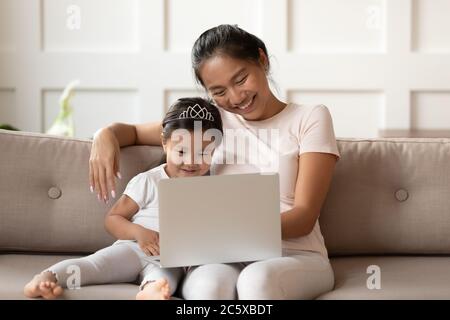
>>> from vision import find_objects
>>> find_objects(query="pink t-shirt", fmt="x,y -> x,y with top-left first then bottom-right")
210,103 -> 341,258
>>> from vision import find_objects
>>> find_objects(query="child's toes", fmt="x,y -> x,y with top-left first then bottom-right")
39,282 -> 50,291
53,286 -> 63,296
39,283 -> 54,299
154,279 -> 166,289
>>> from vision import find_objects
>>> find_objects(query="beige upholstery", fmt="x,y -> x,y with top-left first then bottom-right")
0,130 -> 164,253
1,129 -> 449,299
320,137 -> 450,256
318,256 -> 450,299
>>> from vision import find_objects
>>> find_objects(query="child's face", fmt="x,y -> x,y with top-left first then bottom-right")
162,130 -> 216,178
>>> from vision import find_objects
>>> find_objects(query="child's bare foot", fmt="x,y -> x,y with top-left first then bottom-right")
24,272 -> 63,299
136,278 -> 170,300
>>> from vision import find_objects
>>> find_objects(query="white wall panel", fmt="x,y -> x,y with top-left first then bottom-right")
164,89 -> 206,113
42,0 -> 139,52
0,0 -> 16,51
289,90 -> 383,138
411,91 -> 450,130
0,89 -> 16,127
412,0 -> 450,52
288,0 -> 385,52
165,0 -> 263,52
0,0 -> 450,138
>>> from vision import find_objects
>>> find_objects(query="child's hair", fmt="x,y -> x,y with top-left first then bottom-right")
191,24 -> 269,86
162,97 -> 223,144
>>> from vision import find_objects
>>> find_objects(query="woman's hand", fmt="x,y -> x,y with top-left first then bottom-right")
134,226 -> 160,256
89,127 -> 121,203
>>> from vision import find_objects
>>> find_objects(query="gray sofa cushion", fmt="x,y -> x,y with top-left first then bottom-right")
4,254 -> 450,300
0,130 -> 164,253
320,138 -> 450,256
317,256 -> 450,299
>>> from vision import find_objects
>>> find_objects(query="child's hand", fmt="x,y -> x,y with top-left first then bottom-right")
135,226 -> 160,256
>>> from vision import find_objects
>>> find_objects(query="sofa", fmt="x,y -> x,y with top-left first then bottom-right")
1,129 -> 450,300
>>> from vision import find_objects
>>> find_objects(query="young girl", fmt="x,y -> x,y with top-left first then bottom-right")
23,97 -> 223,300
89,24 -> 340,300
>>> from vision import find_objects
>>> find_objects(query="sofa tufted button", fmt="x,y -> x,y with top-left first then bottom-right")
395,189 -> 408,202
48,187 -> 62,199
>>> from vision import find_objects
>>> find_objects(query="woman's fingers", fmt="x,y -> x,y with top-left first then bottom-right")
114,154 -> 121,180
106,163 -> 116,199
89,160 -> 95,193
92,161 -> 101,201
98,164 -> 108,203
89,128 -> 121,203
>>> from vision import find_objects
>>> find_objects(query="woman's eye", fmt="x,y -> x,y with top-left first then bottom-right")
213,91 -> 225,97
177,150 -> 185,155
236,75 -> 248,85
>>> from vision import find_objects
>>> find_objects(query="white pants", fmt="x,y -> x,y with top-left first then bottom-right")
44,241 -> 184,295
181,249 -> 334,300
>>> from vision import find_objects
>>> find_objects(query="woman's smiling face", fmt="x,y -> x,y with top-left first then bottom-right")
199,51 -> 272,121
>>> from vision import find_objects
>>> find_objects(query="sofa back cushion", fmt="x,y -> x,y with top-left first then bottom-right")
2,130 -> 450,256
0,130 -> 164,253
320,138 -> 450,256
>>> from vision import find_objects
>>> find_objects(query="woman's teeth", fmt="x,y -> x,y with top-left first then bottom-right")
238,97 -> 253,110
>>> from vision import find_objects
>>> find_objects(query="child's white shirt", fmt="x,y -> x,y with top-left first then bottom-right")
122,163 -> 169,233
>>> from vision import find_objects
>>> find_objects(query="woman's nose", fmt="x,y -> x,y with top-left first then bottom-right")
228,88 -> 245,106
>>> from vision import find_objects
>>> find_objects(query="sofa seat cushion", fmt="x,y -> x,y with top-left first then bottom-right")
318,256 -> 450,299
0,254 -> 139,300
4,254 -> 450,299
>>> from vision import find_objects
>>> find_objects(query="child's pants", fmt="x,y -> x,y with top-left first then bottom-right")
43,241 -> 184,295
181,249 -> 334,300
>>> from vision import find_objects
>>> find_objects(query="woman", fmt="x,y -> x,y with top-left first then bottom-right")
89,24 -> 340,299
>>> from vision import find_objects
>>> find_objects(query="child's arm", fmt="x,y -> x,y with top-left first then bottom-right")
104,195 -> 141,240
104,195 -> 160,256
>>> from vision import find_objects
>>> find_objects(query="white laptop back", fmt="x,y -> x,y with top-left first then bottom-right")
158,173 -> 281,268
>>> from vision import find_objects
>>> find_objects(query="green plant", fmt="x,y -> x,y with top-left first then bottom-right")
46,80 -> 79,137
0,124 -> 19,131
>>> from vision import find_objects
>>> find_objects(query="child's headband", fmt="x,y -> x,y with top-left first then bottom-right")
179,104 -> 215,121
173,104 -> 215,122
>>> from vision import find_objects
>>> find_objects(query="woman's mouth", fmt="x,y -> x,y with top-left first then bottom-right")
236,95 -> 256,114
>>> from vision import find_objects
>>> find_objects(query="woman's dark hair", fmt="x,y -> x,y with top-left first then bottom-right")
162,97 -> 223,143
192,24 -> 269,86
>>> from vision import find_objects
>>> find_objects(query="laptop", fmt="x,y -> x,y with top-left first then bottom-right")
157,173 -> 282,268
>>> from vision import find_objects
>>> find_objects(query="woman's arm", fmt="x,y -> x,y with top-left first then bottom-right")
89,121 -> 163,203
104,194 -> 160,256
108,121 -> 164,147
281,152 -> 337,239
